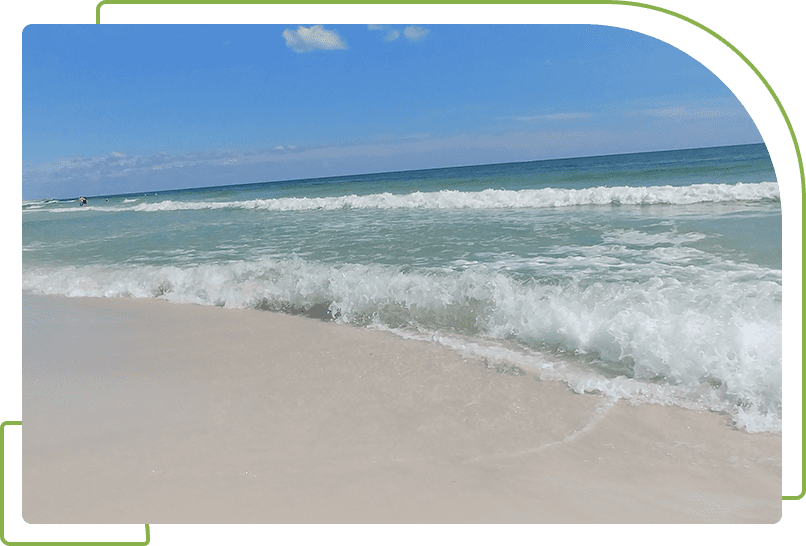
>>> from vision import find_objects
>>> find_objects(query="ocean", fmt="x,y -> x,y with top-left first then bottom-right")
22,143 -> 782,433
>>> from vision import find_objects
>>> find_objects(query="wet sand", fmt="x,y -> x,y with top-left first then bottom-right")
21,293 -> 781,523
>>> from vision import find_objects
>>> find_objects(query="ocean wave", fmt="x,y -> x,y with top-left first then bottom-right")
22,255 -> 782,432
42,182 -> 779,213
381,328 -> 781,435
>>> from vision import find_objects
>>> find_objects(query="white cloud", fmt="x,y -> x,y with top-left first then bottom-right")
403,26 -> 430,42
368,24 -> 401,42
282,25 -> 347,53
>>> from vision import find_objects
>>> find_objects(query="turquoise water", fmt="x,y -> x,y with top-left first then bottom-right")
22,143 -> 782,432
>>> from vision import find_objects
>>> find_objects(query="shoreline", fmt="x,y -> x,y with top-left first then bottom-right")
22,293 -> 781,523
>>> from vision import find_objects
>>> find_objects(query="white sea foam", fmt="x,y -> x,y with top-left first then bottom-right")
600,228 -> 708,246
380,328 -> 781,434
22,254 -> 782,432
45,182 -> 779,214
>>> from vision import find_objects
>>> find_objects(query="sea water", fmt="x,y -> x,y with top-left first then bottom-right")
22,143 -> 782,433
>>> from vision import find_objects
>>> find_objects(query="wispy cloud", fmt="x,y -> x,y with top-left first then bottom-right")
496,112 -> 591,122
368,24 -> 401,42
22,129 -> 616,190
618,96 -> 745,120
636,105 -> 736,118
403,26 -> 430,42
514,112 -> 591,122
243,144 -> 300,157
22,114 -> 762,201
23,149 -> 241,183
282,25 -> 348,53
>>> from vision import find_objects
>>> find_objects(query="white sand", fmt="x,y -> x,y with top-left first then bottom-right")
22,294 -> 781,523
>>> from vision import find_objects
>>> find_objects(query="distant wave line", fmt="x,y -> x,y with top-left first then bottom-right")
35,182 -> 780,213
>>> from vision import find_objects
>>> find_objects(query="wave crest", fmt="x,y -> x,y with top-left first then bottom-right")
22,255 -> 782,432
39,182 -> 780,213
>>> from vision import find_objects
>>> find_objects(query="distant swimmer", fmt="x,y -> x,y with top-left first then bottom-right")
78,196 -> 88,206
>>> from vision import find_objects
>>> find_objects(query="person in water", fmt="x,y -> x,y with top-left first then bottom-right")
78,196 -> 87,206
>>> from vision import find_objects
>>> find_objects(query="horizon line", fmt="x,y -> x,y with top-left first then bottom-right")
24,141 -> 766,202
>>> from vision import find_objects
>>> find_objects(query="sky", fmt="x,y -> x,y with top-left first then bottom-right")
21,24 -> 764,200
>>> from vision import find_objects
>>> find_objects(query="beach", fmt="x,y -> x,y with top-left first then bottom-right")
22,293 -> 781,524
20,21 -> 787,528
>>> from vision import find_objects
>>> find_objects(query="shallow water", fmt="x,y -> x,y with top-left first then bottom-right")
22,143 -> 782,432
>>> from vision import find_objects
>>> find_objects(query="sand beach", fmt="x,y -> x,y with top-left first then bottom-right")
21,293 -> 781,524
20,23 -> 787,529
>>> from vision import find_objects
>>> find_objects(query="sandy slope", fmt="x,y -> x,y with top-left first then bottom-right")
21,294 -> 781,523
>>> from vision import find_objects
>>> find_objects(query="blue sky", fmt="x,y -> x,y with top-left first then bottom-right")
22,24 -> 763,199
